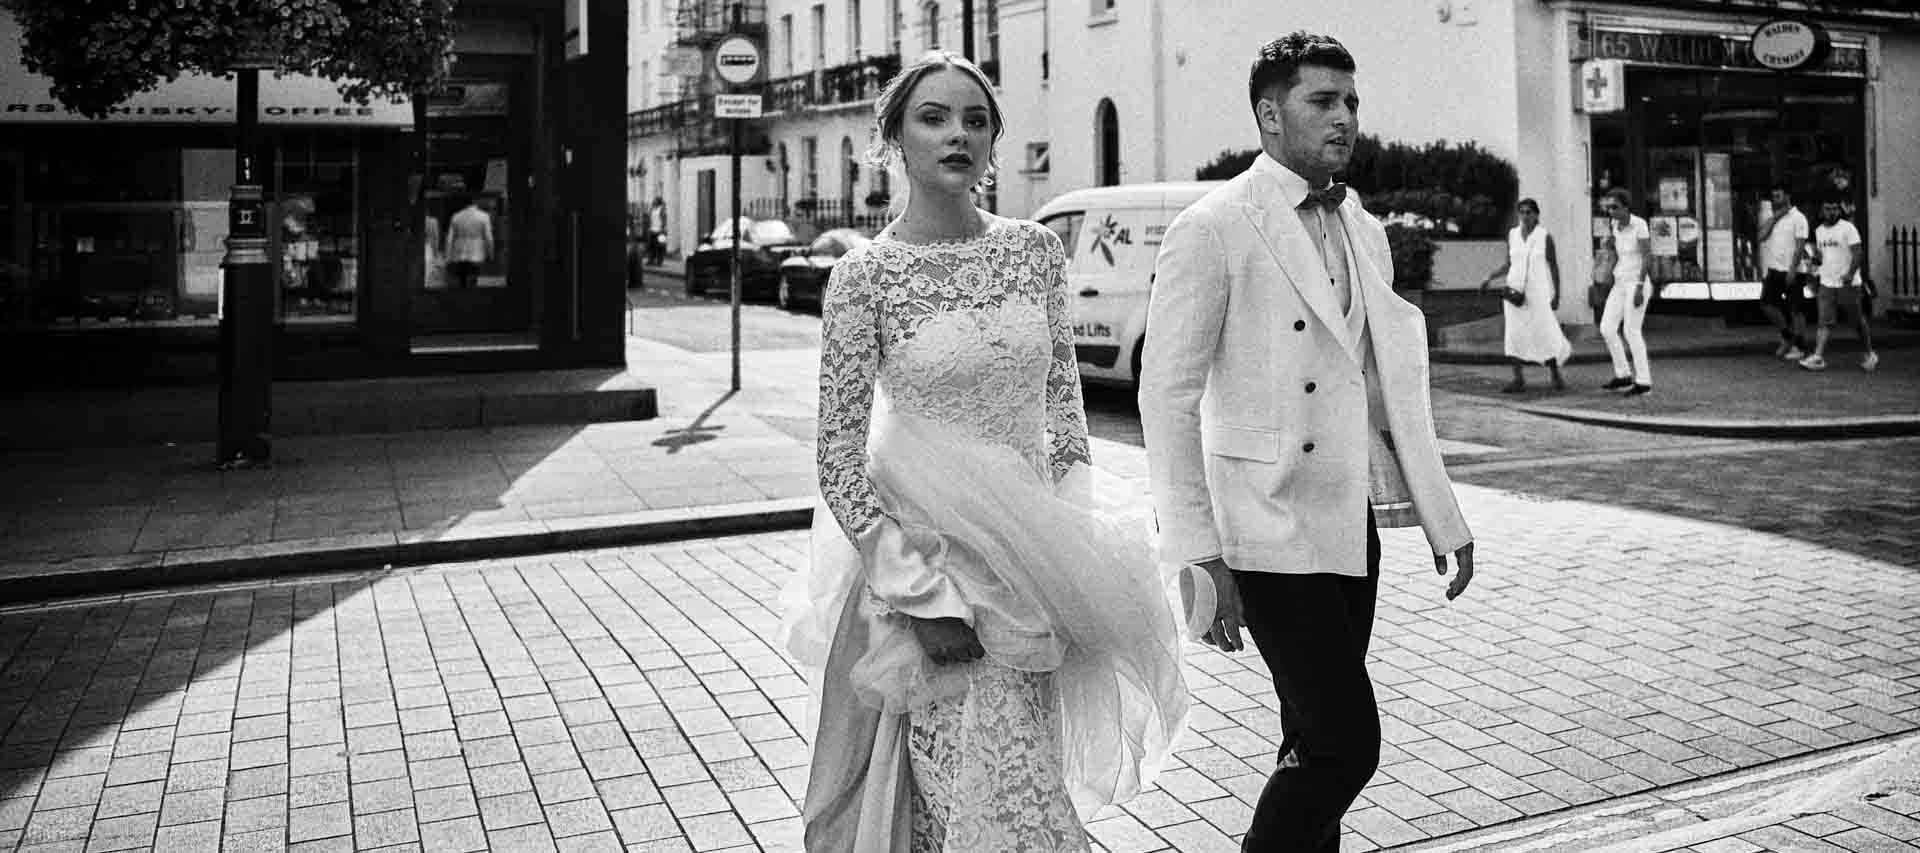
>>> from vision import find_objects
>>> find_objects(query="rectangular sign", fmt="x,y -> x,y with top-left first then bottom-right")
1,13 -> 411,125
1578,59 -> 1625,113
1572,24 -> 1866,77
714,93 -> 763,119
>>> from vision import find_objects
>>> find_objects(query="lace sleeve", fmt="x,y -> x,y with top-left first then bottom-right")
816,252 -> 887,540
1039,225 -> 1092,481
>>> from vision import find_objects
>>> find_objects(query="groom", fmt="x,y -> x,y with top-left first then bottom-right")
1139,32 -> 1476,851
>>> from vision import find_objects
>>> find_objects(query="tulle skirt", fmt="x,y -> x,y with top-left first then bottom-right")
782,411 -> 1209,851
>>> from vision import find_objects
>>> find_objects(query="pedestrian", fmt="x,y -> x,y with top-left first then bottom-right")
647,196 -> 668,265
444,195 -> 494,290
1799,197 -> 1879,372
1756,183 -> 1812,361
1597,187 -> 1653,396
1479,197 -> 1571,392
781,50 -> 1200,852
1138,32 -> 1475,852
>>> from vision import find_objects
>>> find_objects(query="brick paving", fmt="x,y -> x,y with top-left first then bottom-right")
1,437 -> 1917,851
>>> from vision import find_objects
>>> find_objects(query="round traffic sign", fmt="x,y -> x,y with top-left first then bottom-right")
714,36 -> 763,85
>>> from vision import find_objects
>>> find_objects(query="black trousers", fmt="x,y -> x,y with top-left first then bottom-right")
1234,512 -> 1382,852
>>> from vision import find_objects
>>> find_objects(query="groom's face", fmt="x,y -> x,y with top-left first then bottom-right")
1260,64 -> 1360,182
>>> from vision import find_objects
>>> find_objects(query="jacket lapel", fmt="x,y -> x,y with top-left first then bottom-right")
1241,187 -> 1357,358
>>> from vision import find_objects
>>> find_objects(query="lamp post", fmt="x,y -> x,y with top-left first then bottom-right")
217,45 -> 277,466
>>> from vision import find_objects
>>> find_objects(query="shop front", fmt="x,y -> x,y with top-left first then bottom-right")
0,0 -> 629,387
1573,14 -> 1872,309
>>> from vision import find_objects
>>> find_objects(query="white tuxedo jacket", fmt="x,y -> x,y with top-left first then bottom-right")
1138,155 -> 1472,577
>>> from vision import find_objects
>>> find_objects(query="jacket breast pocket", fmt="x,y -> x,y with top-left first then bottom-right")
1205,425 -> 1280,463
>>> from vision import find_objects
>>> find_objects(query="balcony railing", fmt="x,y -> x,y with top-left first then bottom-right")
748,196 -> 891,235
632,54 -> 902,137
629,99 -> 702,137
764,54 -> 903,117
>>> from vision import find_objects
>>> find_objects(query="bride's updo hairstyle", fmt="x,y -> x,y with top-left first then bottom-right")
865,50 -> 1004,207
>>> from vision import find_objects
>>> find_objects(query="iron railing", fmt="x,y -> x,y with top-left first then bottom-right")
747,197 -> 890,235
1888,225 -> 1920,314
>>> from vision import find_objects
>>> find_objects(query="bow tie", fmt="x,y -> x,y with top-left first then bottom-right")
1298,183 -> 1348,211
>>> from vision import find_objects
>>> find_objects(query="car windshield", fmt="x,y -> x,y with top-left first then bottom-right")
811,235 -> 850,257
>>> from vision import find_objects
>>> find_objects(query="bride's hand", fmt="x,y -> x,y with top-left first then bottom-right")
911,617 -> 985,666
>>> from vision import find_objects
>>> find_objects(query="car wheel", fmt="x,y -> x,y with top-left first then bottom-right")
778,277 -> 793,311
684,268 -> 702,296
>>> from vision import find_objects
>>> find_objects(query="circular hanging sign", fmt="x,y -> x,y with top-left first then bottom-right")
1750,19 -> 1831,72
713,36 -> 764,85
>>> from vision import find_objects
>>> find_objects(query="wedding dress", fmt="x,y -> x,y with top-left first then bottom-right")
781,217 -> 1206,853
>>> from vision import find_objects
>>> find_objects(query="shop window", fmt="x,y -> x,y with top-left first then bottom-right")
274,132 -> 360,323
21,144 -> 211,329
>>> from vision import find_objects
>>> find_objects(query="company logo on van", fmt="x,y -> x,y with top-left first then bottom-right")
1088,215 -> 1133,265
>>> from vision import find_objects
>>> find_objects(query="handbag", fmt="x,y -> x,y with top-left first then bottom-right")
1501,286 -> 1526,307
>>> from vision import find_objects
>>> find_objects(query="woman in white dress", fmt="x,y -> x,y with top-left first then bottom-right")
780,52 -> 1204,852
1479,198 -> 1572,392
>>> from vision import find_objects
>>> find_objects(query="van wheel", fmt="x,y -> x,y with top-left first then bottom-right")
1130,339 -> 1145,386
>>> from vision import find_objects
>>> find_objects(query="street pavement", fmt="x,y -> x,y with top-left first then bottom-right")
0,278 -> 1916,851
2,434 -> 1917,852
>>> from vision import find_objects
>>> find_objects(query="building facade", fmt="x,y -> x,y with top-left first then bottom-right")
0,0 -> 629,386
631,1 -> 1920,320
628,0 -> 1003,257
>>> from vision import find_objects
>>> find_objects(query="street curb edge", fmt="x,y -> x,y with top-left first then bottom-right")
0,499 -> 819,606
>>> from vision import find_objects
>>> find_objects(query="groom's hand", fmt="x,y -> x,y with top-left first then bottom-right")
1434,542 -> 1475,601
1194,558 -> 1247,653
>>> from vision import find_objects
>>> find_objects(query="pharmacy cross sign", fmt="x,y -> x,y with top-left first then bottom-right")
1586,64 -> 1610,100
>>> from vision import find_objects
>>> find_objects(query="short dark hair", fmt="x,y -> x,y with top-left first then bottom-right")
1770,183 -> 1792,198
1517,198 -> 1540,214
1248,32 -> 1357,111
1603,187 -> 1632,209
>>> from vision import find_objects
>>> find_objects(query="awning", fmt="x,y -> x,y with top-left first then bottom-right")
1,13 -> 413,126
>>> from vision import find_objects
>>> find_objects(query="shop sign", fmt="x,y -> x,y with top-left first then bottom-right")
1579,59 -> 1625,113
1575,25 -> 1865,77
1750,20 -> 1831,71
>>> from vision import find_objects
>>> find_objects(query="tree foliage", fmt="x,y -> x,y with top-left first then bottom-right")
2,0 -> 458,119
1191,135 -> 1520,238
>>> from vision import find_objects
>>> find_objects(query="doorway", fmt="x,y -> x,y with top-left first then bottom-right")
412,57 -> 536,343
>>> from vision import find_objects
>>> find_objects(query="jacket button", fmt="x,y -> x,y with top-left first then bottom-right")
1293,320 -> 1307,331
1303,442 -> 1316,453
1305,382 -> 1317,393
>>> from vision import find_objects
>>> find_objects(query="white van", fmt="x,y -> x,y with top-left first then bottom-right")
1031,181 -> 1221,386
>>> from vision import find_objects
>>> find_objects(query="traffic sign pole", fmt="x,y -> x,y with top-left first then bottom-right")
730,118 -> 742,392
712,31 -> 763,393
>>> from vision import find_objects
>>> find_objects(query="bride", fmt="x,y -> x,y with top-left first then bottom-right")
780,51 -> 1206,852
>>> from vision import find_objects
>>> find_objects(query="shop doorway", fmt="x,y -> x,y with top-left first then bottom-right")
1590,68 -> 1866,299
412,57 -> 536,345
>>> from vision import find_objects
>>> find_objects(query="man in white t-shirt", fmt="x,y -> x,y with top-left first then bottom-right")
1755,184 -> 1811,360
1799,199 -> 1877,372
1598,188 -> 1654,395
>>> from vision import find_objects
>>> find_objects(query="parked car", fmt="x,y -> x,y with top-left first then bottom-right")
776,228 -> 872,311
1030,181 -> 1222,386
684,217 -> 814,300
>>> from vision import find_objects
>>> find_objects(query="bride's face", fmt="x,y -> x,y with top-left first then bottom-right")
895,68 -> 996,198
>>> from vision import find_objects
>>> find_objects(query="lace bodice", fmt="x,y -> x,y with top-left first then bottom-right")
817,217 -> 1090,540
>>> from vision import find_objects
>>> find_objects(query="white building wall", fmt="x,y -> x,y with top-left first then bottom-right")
1869,30 -> 1920,289
995,0 -> 1052,216
1010,0 -> 1525,218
